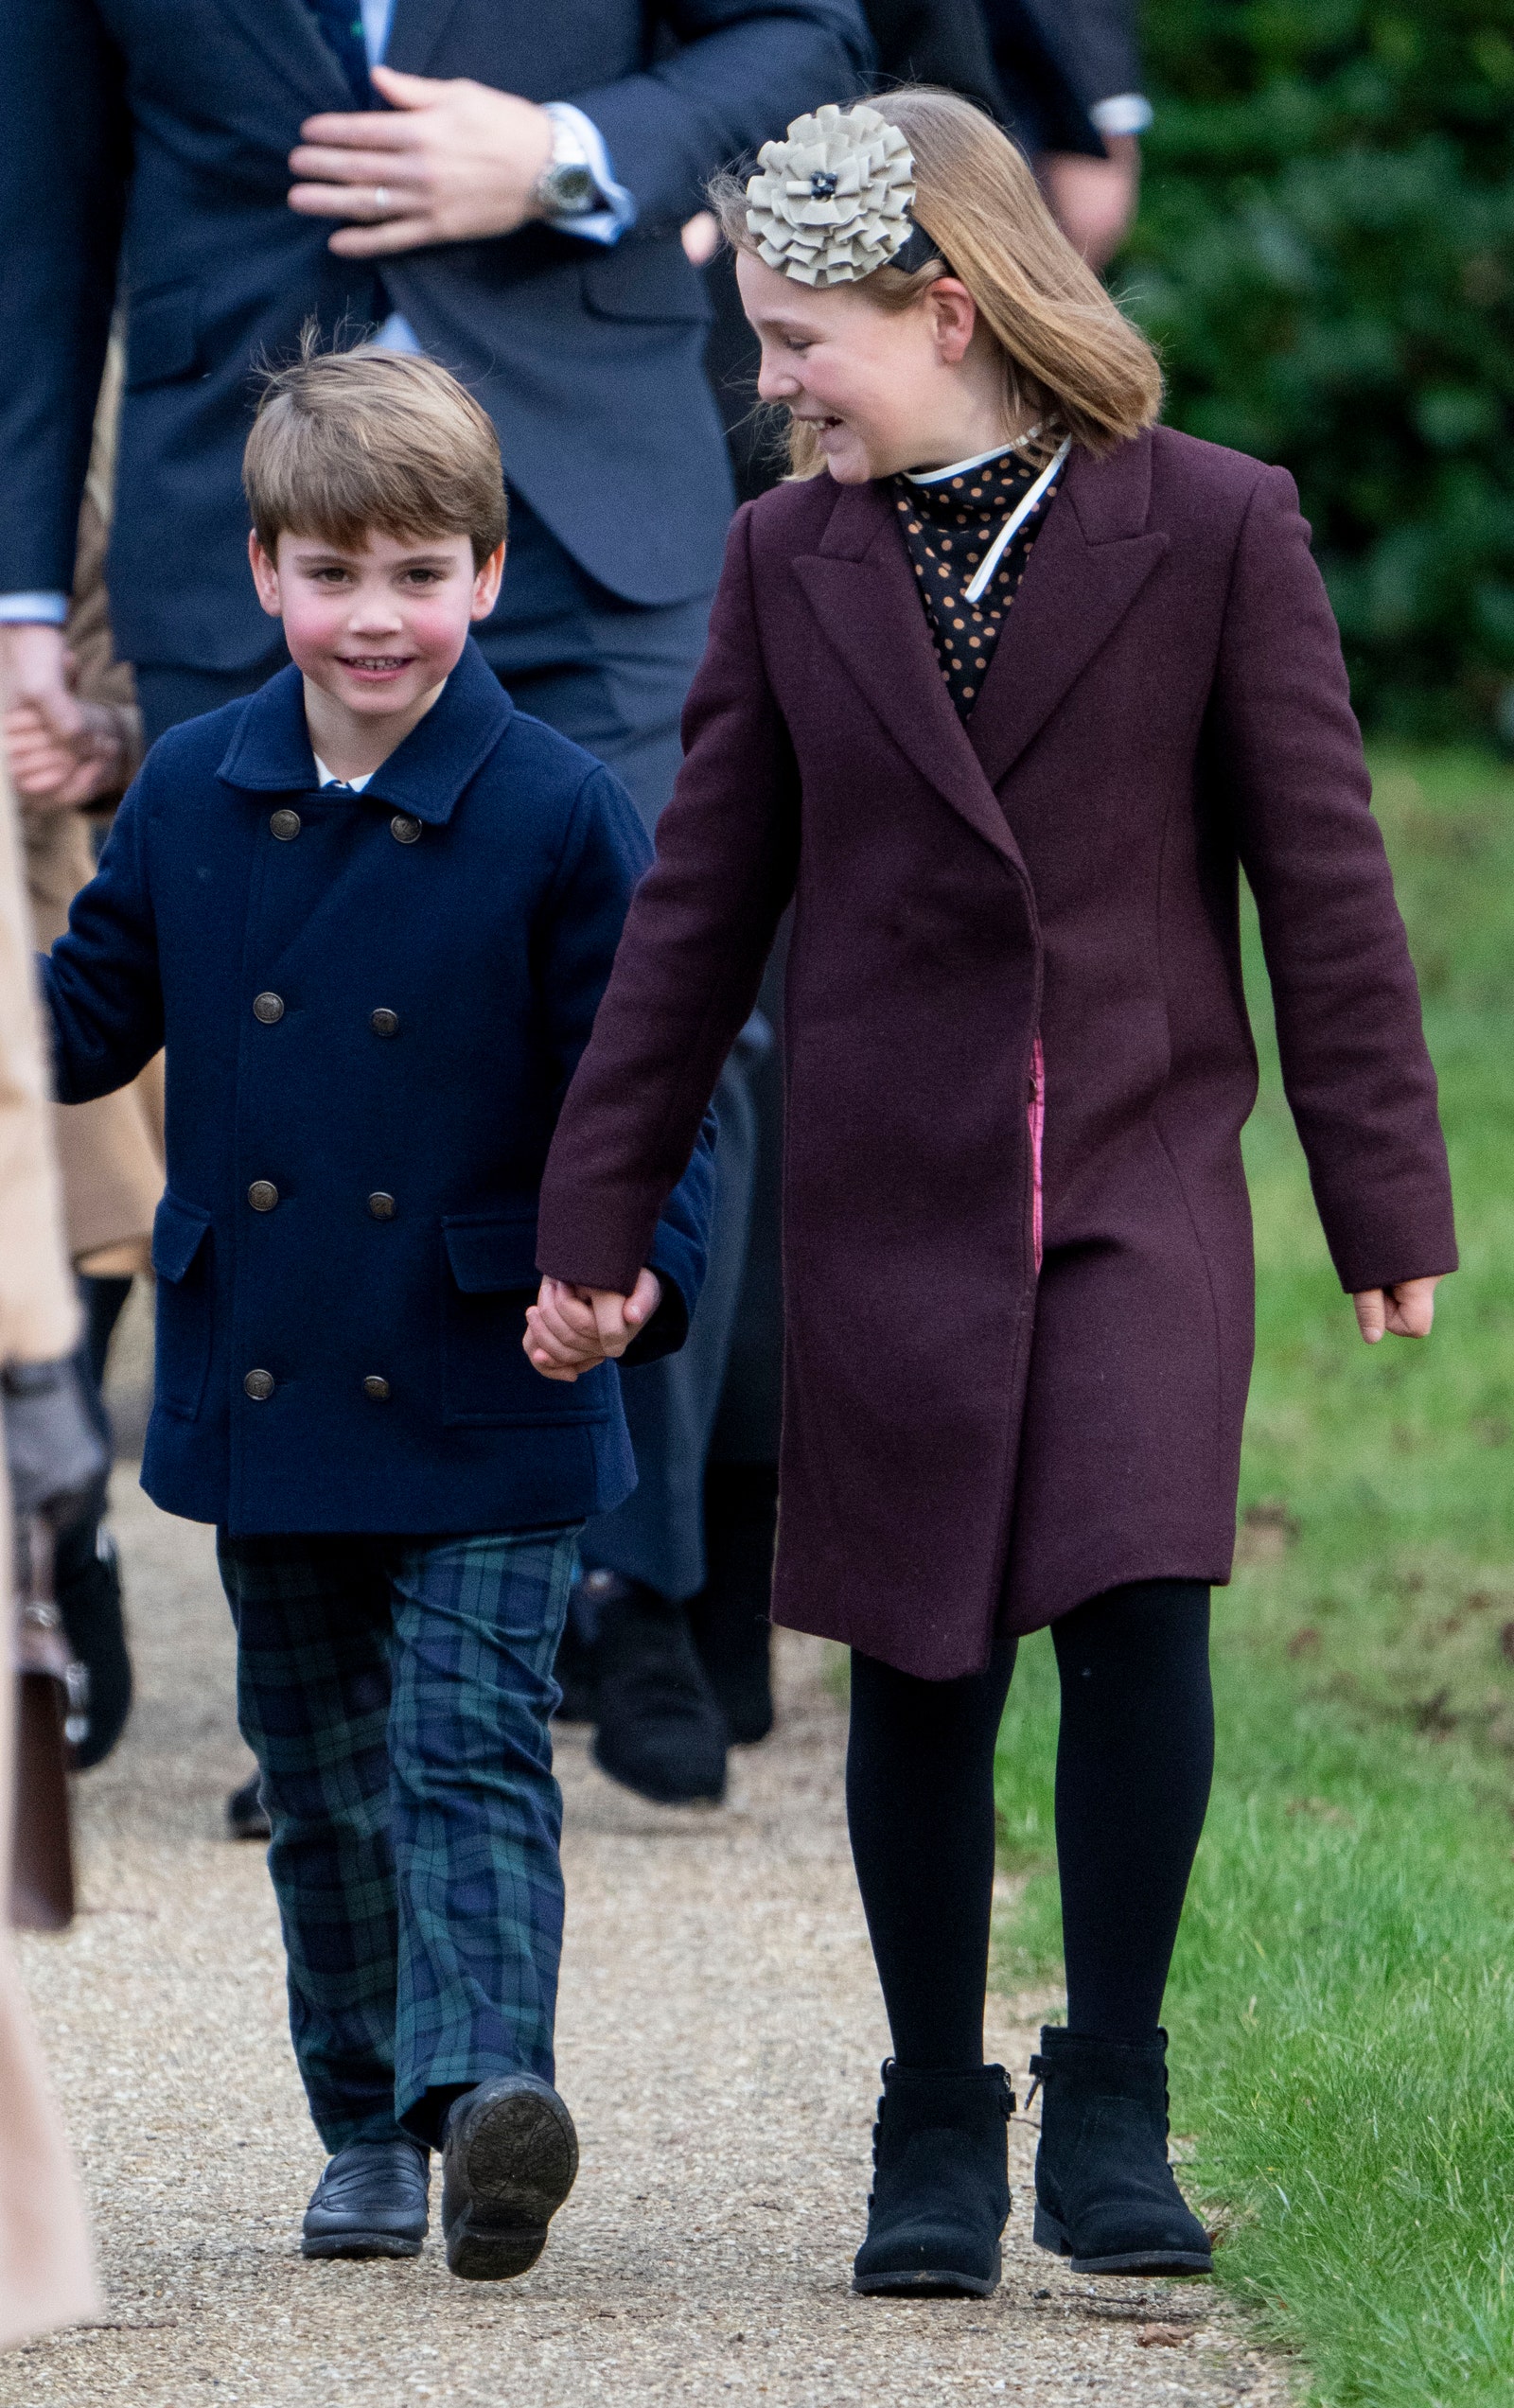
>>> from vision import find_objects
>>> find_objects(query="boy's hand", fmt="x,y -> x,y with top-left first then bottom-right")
523,1271 -> 663,1382
1352,1275 -> 1441,1345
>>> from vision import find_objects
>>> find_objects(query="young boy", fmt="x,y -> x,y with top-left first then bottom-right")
40,345 -> 713,2277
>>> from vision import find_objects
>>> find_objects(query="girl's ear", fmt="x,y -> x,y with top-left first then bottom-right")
924,277 -> 978,369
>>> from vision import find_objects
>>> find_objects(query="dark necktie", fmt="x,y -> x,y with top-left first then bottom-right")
305,0 -> 374,109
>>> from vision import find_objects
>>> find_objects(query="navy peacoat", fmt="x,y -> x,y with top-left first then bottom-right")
43,639 -> 713,1539
537,426 -> 1457,1679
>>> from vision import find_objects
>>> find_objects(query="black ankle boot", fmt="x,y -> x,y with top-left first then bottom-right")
852,2061 -> 1013,2297
688,1465 -> 778,1746
1029,2027 -> 1212,2275
591,1575 -> 728,1805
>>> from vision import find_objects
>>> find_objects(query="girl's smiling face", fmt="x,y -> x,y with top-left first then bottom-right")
735,251 -> 1024,483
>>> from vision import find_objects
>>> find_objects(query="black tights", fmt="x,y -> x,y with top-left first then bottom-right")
845,1580 -> 1213,2068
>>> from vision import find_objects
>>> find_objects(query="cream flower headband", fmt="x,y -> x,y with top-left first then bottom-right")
745,102 -> 930,288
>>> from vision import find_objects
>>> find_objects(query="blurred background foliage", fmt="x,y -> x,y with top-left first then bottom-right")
1127,0 -> 1514,736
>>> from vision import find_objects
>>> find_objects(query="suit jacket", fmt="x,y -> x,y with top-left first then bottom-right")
536,428 -> 1457,1679
41,641 -> 715,1538
0,0 -> 871,669
983,0 -> 1140,158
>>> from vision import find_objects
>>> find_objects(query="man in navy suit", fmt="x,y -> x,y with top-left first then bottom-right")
0,0 -> 871,1808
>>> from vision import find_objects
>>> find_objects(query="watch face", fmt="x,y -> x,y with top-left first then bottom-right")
548,162 -> 596,214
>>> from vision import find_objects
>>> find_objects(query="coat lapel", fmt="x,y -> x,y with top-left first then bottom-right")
965,432 -> 1170,794
385,0 -> 467,75
217,0 -> 351,113
792,484 -> 1027,873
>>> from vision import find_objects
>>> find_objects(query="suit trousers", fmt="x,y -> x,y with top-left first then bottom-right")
219,1524 -> 577,2152
137,495 -> 769,1605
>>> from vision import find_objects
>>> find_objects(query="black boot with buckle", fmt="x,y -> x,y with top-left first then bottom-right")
852,2061 -> 1014,2297
1029,2027 -> 1212,2275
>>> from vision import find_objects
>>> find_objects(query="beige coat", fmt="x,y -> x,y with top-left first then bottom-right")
0,760 -> 100,2343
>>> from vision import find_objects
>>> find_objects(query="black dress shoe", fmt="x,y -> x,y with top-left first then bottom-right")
55,1518 -> 132,1769
302,2137 -> 430,2259
590,1574 -> 727,1805
441,2074 -> 579,2280
853,2062 -> 1014,2297
688,1464 -> 778,1746
225,1770 -> 272,1841
1029,2027 -> 1212,2275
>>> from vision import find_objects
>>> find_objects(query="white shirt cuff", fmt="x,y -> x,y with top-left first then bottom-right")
0,591 -> 70,624
542,102 -> 637,245
1089,95 -> 1153,139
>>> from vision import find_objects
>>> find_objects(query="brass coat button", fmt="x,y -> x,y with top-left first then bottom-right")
362,1375 -> 392,1402
270,809 -> 301,841
253,992 -> 285,1025
367,1191 -> 396,1222
248,1180 -> 279,1212
244,1368 -> 275,1401
370,1008 -> 399,1037
390,814 -> 421,845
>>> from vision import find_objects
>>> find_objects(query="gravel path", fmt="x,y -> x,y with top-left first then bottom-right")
4,1472 -> 1291,2407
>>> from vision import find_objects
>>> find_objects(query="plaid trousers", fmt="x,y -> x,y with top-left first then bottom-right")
218,1526 -> 577,2152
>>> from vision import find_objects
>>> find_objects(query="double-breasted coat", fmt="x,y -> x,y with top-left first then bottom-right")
537,425 -> 1457,1679
41,640 -> 713,1540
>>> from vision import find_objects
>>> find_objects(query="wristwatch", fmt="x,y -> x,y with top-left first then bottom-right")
532,114 -> 600,220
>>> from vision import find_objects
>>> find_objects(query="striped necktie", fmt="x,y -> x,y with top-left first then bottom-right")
305,0 -> 374,109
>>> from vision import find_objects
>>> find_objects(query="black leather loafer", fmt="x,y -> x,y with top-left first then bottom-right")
441,2074 -> 579,2280
301,2137 -> 431,2259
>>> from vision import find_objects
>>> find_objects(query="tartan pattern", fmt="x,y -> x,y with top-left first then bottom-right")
219,1526 -> 576,2151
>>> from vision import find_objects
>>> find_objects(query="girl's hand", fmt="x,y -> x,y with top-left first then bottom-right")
523,1270 -> 663,1381
1352,1275 -> 1442,1345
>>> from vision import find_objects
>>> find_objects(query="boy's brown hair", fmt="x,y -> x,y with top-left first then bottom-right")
711,87 -> 1163,477
243,340 -> 508,564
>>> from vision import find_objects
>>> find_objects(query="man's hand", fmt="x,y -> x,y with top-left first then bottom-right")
1039,136 -> 1140,270
1352,1275 -> 1442,1344
288,65 -> 555,258
523,1271 -> 663,1383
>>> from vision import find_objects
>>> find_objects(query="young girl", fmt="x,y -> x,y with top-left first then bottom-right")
525,93 -> 1456,2294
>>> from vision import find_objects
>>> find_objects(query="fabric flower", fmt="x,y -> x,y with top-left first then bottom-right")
745,102 -> 916,287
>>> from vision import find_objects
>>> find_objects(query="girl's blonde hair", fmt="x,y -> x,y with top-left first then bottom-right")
711,87 -> 1163,479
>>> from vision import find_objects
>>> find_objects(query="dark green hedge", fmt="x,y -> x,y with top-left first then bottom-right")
1126,0 -> 1514,733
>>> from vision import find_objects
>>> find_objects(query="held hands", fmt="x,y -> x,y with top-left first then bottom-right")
1352,1275 -> 1441,1345
288,65 -> 554,257
0,625 -> 130,811
523,1272 -> 663,1383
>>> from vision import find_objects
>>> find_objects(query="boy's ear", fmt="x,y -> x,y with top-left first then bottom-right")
248,530 -> 283,620
471,540 -> 507,623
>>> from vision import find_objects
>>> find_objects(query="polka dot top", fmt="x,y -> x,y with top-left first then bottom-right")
890,440 -> 1065,720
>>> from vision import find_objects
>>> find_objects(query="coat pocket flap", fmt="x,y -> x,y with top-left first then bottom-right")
581,242 -> 711,325
443,1213 -> 540,1295
151,1194 -> 212,1284
125,282 -> 201,390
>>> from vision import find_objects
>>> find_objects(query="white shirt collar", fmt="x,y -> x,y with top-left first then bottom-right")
312,753 -> 375,793
905,429 -> 1043,486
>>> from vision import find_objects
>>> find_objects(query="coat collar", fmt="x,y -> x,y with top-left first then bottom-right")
791,432 -> 1169,859
216,638 -> 514,825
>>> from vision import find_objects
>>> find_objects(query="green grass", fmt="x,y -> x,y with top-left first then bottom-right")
992,747 -> 1514,2405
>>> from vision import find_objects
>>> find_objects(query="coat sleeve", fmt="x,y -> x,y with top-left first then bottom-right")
567,0 -> 873,228
38,770 -> 165,1105
0,0 -> 128,594
537,502 -> 801,1296
1212,464 -> 1456,1295
536,761 -> 718,1362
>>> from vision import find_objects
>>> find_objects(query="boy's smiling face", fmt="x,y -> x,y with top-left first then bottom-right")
249,524 -> 504,776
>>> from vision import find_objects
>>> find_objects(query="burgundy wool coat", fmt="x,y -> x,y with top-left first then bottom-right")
537,425 -> 1457,1679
